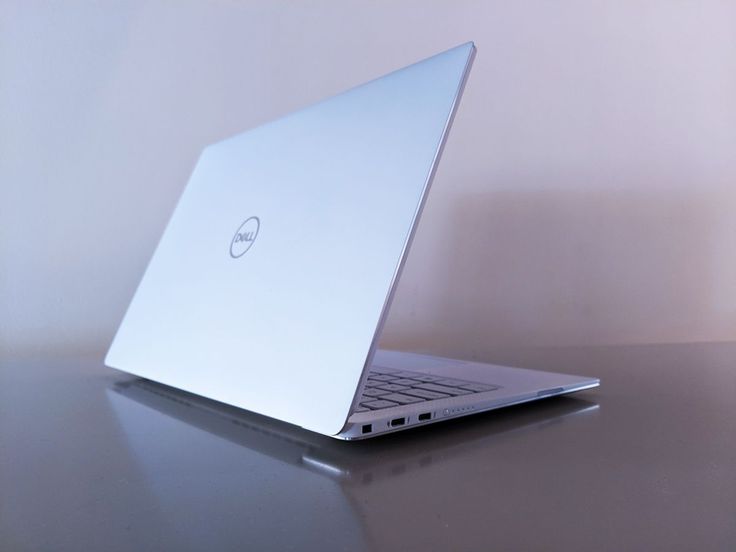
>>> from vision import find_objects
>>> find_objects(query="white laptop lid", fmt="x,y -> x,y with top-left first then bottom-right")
105,42 -> 476,436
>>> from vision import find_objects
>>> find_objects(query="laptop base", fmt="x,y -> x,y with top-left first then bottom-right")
338,350 -> 599,440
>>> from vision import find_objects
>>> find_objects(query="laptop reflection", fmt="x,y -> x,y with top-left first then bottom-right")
109,377 -> 599,484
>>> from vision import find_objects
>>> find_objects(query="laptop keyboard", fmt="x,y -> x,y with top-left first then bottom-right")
354,367 -> 501,413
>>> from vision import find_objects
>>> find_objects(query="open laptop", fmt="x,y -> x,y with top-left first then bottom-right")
105,41 -> 599,440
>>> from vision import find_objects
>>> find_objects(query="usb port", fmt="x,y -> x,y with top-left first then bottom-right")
390,417 -> 405,427
362,424 -> 372,434
418,412 -> 431,421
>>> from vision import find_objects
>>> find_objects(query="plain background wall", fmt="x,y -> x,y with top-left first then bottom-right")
2,1 -> 735,359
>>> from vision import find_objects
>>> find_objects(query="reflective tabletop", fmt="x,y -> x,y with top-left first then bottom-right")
2,342 -> 734,551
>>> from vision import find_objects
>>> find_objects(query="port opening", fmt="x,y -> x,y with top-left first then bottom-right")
418,412 -> 432,422
389,417 -> 406,427
362,424 -> 372,434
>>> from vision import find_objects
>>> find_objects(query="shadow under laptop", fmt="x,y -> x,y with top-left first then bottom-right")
108,377 -> 599,484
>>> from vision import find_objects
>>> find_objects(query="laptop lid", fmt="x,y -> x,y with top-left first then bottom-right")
105,42 -> 476,436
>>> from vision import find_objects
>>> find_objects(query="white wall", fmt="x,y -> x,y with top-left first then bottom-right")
2,1 -> 735,358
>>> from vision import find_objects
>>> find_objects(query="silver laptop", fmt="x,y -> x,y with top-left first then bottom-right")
105,42 -> 599,440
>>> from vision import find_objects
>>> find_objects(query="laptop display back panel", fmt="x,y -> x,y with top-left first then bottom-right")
105,43 -> 475,436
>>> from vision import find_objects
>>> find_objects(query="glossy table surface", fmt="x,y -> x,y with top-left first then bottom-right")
2,342 -> 735,551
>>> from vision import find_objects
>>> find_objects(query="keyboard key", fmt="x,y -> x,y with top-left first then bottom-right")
370,367 -> 400,374
402,388 -> 451,400
376,383 -> 411,392
364,380 -> 383,388
380,393 -> 425,404
361,399 -> 400,410
393,378 -> 423,386
395,371 -> 424,378
368,374 -> 399,382
413,374 -> 444,383
354,406 -> 369,412
435,378 -> 468,387
414,383 -> 473,396
363,388 -> 390,397
458,383 -> 500,393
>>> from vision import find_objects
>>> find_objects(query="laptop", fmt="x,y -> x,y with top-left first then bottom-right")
105,41 -> 599,440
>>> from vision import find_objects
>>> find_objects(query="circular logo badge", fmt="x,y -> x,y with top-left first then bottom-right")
230,216 -> 260,258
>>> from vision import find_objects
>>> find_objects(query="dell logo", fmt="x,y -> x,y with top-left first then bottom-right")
230,216 -> 260,258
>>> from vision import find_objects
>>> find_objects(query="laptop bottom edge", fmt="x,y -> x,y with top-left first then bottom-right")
336,380 -> 599,440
